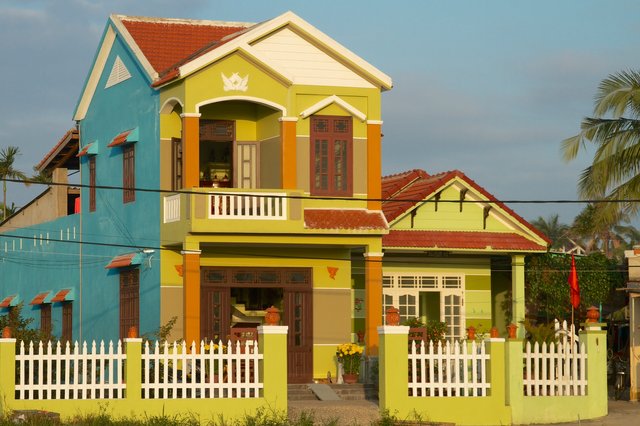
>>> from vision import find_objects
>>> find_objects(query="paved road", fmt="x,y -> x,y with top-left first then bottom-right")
288,399 -> 640,425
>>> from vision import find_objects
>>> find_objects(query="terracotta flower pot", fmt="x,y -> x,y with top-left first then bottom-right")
343,373 -> 359,384
385,307 -> 400,326
265,306 -> 281,325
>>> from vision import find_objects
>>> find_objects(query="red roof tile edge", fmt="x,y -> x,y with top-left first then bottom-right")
304,209 -> 388,231
383,230 -> 547,252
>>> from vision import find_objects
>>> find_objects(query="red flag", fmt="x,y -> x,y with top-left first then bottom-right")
568,255 -> 580,309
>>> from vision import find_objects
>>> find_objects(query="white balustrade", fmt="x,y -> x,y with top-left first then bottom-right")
209,192 -> 287,220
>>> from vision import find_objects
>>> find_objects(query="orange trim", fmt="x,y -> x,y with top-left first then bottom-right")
367,122 -> 382,210
30,292 -> 50,305
107,130 -> 132,148
182,115 -> 200,188
51,289 -> 71,303
183,251 -> 201,347
281,120 -> 297,189
105,253 -> 136,269
0,295 -> 16,308
365,254 -> 383,356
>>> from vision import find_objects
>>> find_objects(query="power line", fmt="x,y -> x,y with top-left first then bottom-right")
2,177 -> 636,206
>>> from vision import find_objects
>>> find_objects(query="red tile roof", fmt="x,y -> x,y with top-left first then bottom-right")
51,289 -> 72,303
119,16 -> 252,76
76,142 -> 93,157
107,130 -> 132,148
0,295 -> 17,308
35,128 -> 79,172
304,209 -> 388,231
382,169 -> 551,246
105,253 -> 138,269
30,291 -> 51,305
384,230 -> 547,252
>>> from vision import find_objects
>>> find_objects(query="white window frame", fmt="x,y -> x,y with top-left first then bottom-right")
382,273 -> 465,340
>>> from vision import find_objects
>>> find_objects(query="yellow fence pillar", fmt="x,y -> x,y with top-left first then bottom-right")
505,337 -> 524,422
124,337 -> 143,405
366,120 -> 382,211
0,335 -> 16,414
378,325 -> 409,411
258,325 -> 288,411
364,252 -> 383,356
280,117 -> 298,189
182,248 -> 201,346
511,254 -> 526,338
181,113 -> 201,189
581,323 -> 608,419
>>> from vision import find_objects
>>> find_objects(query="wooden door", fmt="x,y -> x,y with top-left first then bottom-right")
284,289 -> 313,383
200,286 -> 230,342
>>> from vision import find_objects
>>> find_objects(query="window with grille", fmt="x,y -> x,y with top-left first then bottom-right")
310,116 -> 352,196
40,304 -> 52,337
89,157 -> 96,212
123,144 -> 135,203
119,269 -> 140,340
172,138 -> 182,191
61,302 -> 72,344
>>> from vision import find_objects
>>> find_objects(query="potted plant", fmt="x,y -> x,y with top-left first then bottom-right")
336,342 -> 363,384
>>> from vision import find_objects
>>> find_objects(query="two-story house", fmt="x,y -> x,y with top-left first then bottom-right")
0,11 -> 392,383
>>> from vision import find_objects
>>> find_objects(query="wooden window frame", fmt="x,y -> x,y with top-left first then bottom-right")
123,144 -> 135,203
310,115 -> 353,196
89,156 -> 96,212
40,304 -> 52,338
119,269 -> 140,340
61,302 -> 72,344
171,138 -> 183,191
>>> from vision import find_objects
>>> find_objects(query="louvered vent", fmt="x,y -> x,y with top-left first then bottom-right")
105,56 -> 132,88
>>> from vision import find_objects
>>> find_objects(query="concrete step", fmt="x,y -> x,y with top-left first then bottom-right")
328,383 -> 378,400
287,384 -> 318,401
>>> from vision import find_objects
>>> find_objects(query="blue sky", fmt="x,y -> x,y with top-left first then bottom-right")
0,0 -> 638,224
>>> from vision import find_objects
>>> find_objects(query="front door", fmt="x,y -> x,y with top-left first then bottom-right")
200,267 -> 313,383
284,289 -> 313,383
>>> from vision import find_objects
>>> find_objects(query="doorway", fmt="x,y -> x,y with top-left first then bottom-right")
200,267 -> 313,383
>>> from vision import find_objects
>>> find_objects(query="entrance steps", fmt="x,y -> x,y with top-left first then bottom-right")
288,383 -> 378,401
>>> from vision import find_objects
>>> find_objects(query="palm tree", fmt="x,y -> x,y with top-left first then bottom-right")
531,214 -> 570,250
562,69 -> 640,221
0,146 -> 30,221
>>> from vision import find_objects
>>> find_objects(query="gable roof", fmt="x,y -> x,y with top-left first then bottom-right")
382,169 -> 550,252
35,128 -> 79,174
74,11 -> 391,120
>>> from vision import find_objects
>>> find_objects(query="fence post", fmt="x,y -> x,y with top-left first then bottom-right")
505,336 -> 524,423
378,325 -> 409,411
0,332 -> 17,414
124,337 -> 143,404
580,322 -> 607,418
258,325 -> 288,409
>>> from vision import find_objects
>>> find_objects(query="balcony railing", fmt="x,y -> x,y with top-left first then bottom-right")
163,194 -> 181,223
209,192 -> 287,220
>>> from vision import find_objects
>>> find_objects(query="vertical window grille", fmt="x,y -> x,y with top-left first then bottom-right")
41,304 -> 52,338
123,144 -> 135,203
310,116 -> 352,196
119,269 -> 140,340
89,157 -> 96,212
172,138 -> 182,191
61,302 -> 72,344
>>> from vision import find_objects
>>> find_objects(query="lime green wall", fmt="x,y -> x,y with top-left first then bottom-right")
160,107 -> 182,140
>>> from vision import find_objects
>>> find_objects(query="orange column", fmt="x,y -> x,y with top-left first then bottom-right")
280,117 -> 298,189
182,249 -> 201,346
181,113 -> 201,188
364,252 -> 383,356
367,121 -> 383,211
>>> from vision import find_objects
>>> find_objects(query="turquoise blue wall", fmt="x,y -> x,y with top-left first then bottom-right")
0,215 -> 80,340
76,24 -> 161,342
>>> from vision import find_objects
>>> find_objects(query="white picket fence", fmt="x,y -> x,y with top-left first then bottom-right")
523,323 -> 586,396
15,340 -> 125,400
408,339 -> 490,397
142,340 -> 263,399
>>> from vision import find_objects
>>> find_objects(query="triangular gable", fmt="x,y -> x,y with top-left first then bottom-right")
382,169 -> 550,250
105,56 -> 132,88
166,11 -> 392,90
